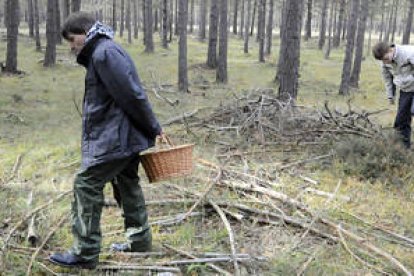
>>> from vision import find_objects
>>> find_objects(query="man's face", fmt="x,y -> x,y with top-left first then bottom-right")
382,48 -> 395,64
66,33 -> 86,56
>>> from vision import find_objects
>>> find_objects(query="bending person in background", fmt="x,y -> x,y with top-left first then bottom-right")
373,41 -> 414,148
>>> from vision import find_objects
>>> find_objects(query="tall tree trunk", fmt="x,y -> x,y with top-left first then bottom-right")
55,0 -> 61,44
318,0 -> 328,50
258,0 -> 266,62
233,0 -> 238,34
120,0 -> 125,37
175,0 -> 178,35
71,0 -> 80,12
169,0 -> 173,42
127,0 -> 132,43
28,0 -> 34,37
154,7 -> 158,32
112,0 -> 117,32
304,0 -> 312,41
62,0 -> 70,19
384,0 -> 394,43
143,0 -> 146,44
339,0 -> 359,95
277,0 -> 303,101
178,0 -> 188,92
162,0 -> 168,48
265,0 -> 274,55
366,7 -> 373,56
4,0 -> 20,73
403,0 -> 414,44
391,0 -> 399,43
250,0 -> 257,36
333,0 -> 345,47
207,0 -> 218,68
379,0 -> 385,41
189,0 -> 194,33
324,0 -> 335,59
244,0 -> 251,53
350,0 -> 368,88
133,0 -> 138,39
216,0 -> 228,83
44,0 -> 56,67
239,0 -> 245,38
144,0 -> 154,52
34,0 -> 41,51
199,0 -> 207,40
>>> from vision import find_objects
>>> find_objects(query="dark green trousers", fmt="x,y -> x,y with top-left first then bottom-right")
69,156 -> 151,261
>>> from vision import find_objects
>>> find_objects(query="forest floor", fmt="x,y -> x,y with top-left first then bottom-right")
0,31 -> 413,275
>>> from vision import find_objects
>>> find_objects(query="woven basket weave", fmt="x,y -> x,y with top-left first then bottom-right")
140,136 -> 194,183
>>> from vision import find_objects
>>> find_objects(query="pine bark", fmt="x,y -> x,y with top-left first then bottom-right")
62,0 -> 69,19
28,0 -> 34,37
162,0 -> 168,48
216,0 -> 228,83
4,0 -> 20,73
207,0 -> 218,68
55,0 -> 61,44
277,0 -> 303,101
34,0 -> 41,51
112,0 -> 117,32
318,0 -> 328,50
178,0 -> 188,92
189,0 -> 194,33
339,0 -> 359,95
258,0 -> 266,62
44,0 -> 56,67
333,0 -> 345,47
127,0 -> 132,43
144,0 -> 154,52
233,0 -> 239,34
71,0 -> 81,12
239,0 -> 245,38
391,0 -> 399,43
304,0 -> 312,41
403,0 -> 414,44
199,0 -> 207,40
324,0 -> 335,59
350,0 -> 368,88
265,0 -> 274,55
120,0 -> 125,37
250,0 -> 257,36
133,0 -> 138,39
244,0 -> 251,53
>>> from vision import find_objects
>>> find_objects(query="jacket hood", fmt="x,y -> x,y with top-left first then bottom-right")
85,21 -> 114,44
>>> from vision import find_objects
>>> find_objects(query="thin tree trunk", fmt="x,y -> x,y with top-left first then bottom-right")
133,0 -> 138,39
154,7 -> 158,32
277,0 -> 303,101
199,0 -> 207,40
385,0 -> 394,43
391,0 -> 399,43
34,0 -> 41,51
366,7 -> 373,56
55,0 -> 61,44
175,0 -> 178,35
341,0 -> 348,40
112,0 -> 117,32
318,0 -> 328,50
265,0 -> 274,55
120,0 -> 125,37
350,0 -> 368,88
339,0 -> 359,95
216,0 -> 228,83
178,0 -> 188,92
379,0 -> 385,41
5,0 -> 20,73
127,0 -> 132,43
250,0 -> 257,36
144,0 -> 154,52
244,0 -> 251,53
71,0 -> 81,12
333,0 -> 345,47
207,0 -> 218,68
324,0 -> 335,59
28,0 -> 34,37
169,0 -> 173,42
304,0 -> 312,41
62,0 -> 69,19
258,0 -> 266,62
403,0 -> 414,44
44,0 -> 56,67
233,0 -> 238,34
162,0 -> 168,48
189,0 -> 194,33
239,0 -> 245,38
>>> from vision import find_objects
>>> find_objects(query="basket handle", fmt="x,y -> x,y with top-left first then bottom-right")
158,134 -> 175,147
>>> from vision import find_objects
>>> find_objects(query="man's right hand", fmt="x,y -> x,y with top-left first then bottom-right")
389,98 -> 395,105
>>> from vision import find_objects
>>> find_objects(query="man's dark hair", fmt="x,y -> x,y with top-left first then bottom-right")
61,12 -> 96,40
372,42 -> 391,60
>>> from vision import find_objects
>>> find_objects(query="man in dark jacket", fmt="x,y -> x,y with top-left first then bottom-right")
49,12 -> 163,269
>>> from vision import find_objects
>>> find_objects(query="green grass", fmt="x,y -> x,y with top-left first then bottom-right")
1,30 -> 413,275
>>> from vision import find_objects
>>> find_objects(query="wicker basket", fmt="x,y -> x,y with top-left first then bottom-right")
140,136 -> 194,183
